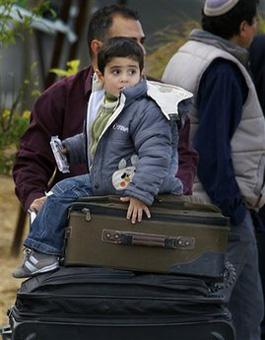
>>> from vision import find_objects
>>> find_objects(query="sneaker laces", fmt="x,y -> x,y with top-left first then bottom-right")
23,247 -> 33,258
24,247 -> 31,255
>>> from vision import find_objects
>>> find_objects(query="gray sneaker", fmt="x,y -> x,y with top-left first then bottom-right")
12,248 -> 59,278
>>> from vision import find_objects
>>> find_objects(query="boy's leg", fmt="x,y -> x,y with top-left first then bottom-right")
224,211 -> 264,340
25,174 -> 93,255
13,174 -> 92,278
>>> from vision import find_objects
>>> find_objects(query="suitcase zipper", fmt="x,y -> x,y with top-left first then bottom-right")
19,278 -> 218,301
28,271 -> 211,293
10,307 -> 230,324
71,203 -> 229,226
17,292 -> 223,308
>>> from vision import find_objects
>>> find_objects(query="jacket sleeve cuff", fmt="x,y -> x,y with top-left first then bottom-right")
62,134 -> 86,164
123,187 -> 154,206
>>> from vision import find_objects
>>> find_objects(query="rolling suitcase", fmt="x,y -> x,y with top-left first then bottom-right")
7,266 -> 235,340
63,195 -> 230,280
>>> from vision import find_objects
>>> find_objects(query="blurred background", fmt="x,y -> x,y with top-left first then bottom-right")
0,0 -> 207,175
1,0 -> 203,111
1,0 -> 265,174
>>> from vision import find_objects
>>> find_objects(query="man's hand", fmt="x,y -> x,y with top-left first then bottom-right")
120,197 -> 151,224
29,196 -> 47,212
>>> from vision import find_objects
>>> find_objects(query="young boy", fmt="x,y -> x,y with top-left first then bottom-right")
13,37 -> 187,279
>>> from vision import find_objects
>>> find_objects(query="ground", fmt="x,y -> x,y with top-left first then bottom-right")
0,175 -> 24,326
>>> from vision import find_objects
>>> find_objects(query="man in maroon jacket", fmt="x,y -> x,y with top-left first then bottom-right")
13,4 -> 198,213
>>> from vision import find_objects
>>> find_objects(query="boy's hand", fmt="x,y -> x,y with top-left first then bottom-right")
120,197 -> 151,224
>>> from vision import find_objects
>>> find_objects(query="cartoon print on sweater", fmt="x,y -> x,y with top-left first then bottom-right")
112,154 -> 139,190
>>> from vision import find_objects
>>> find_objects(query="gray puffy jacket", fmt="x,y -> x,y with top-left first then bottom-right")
64,79 -> 185,205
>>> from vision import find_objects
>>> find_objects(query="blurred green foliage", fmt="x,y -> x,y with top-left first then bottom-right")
0,71 -> 41,174
0,0 -> 55,46
258,15 -> 265,33
145,20 -> 199,79
0,108 -> 30,174
0,0 -> 51,174
50,60 -> 80,77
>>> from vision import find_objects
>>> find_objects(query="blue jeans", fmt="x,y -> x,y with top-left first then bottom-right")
24,174 -> 93,255
223,211 -> 264,340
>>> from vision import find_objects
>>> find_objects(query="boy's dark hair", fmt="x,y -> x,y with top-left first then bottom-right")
97,37 -> 144,74
87,5 -> 139,55
202,0 -> 259,39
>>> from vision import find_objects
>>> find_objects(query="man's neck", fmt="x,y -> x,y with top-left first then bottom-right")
91,58 -> 97,72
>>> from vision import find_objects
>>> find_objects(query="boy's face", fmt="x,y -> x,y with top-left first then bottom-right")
99,57 -> 142,97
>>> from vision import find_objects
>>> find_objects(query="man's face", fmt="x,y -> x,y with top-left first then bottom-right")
100,57 -> 141,97
244,17 -> 258,48
107,15 -> 146,55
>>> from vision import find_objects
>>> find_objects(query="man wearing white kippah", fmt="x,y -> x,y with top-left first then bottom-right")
163,0 -> 264,339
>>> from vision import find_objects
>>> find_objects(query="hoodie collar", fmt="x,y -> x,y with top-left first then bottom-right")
122,78 -> 147,107
189,29 -> 249,67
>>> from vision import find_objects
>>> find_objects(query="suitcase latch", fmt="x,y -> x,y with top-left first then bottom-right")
81,208 -> 91,222
102,229 -> 195,250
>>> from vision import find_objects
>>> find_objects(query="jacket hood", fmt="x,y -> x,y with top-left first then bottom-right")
189,29 -> 249,67
146,81 -> 192,120
123,79 -> 193,121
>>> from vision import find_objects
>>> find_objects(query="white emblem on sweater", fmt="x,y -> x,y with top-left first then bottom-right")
112,155 -> 138,190
113,123 -> 129,133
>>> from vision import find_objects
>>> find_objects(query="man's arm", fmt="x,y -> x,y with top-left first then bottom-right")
13,67 -> 92,211
12,86 -> 64,211
195,59 -> 248,225
176,117 -> 198,195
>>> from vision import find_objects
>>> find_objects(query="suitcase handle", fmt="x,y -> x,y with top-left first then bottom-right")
102,229 -> 195,249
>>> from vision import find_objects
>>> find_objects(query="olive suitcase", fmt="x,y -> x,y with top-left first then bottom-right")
63,195 -> 230,280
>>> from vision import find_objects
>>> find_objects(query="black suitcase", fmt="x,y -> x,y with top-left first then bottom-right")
7,266 -> 235,340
